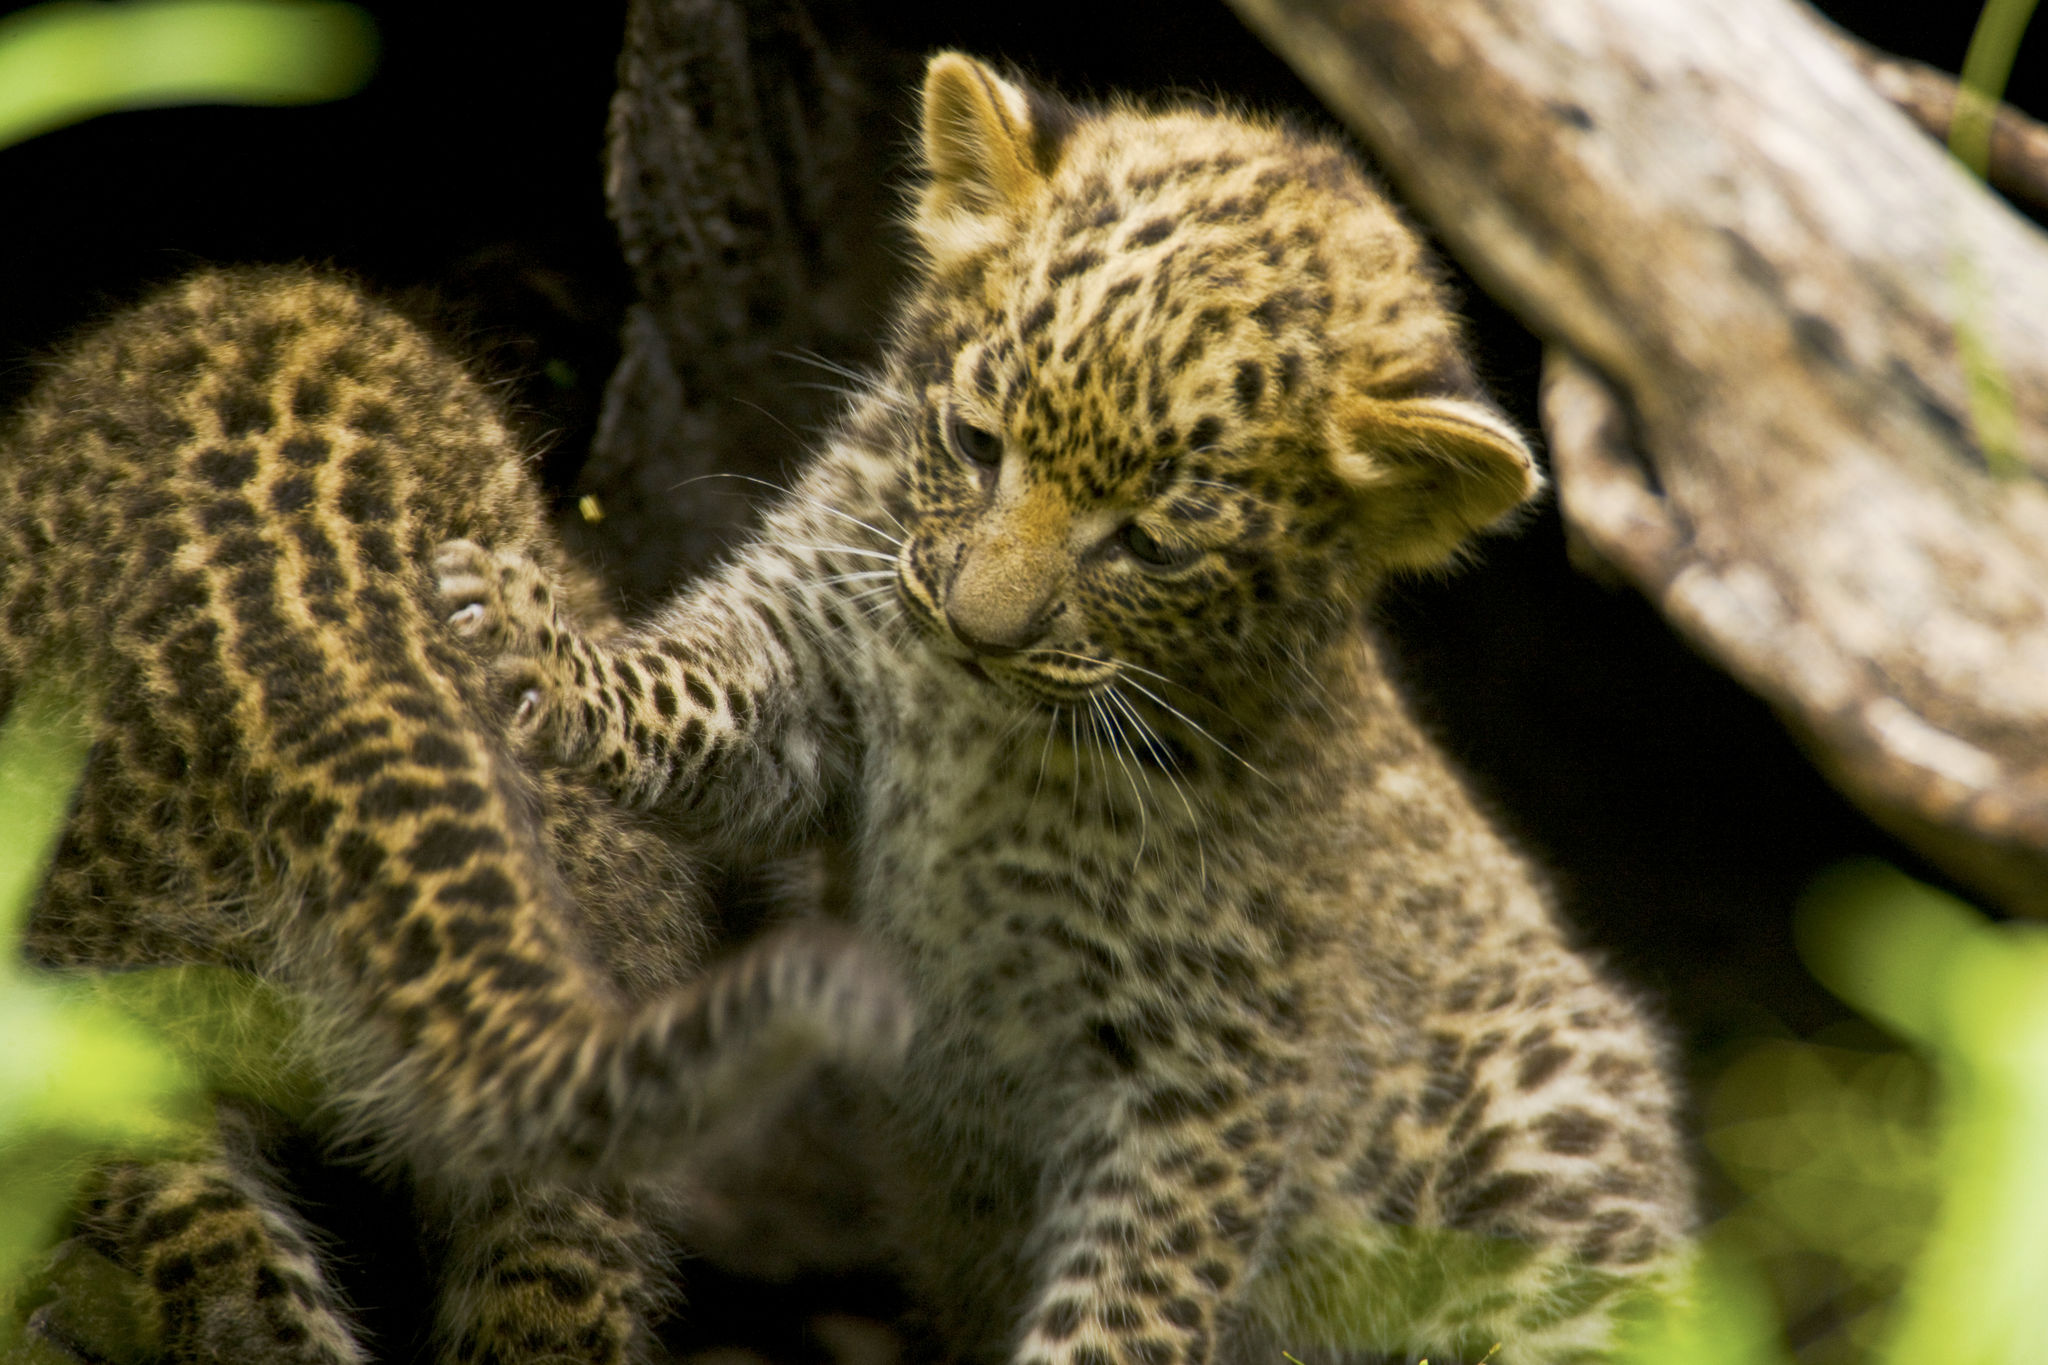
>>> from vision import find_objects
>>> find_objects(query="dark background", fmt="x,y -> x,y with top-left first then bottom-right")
1,1 -> 2029,1356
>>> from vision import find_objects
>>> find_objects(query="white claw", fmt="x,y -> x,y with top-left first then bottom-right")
514,689 -> 542,726
448,603 -> 486,634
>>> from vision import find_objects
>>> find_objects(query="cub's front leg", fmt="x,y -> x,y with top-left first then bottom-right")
1002,1086 -> 1293,1365
432,539 -> 844,848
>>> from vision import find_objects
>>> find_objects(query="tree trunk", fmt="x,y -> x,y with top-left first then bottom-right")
574,0 -> 915,604
1225,0 -> 2048,916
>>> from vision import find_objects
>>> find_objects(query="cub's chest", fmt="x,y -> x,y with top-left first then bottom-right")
856,668 -> 1199,924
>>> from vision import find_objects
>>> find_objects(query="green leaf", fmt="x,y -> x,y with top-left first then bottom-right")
0,680 -> 89,956
0,0 -> 378,152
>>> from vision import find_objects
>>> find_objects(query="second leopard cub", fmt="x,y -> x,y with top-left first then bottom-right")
0,269 -> 908,1365
443,54 -> 1694,1364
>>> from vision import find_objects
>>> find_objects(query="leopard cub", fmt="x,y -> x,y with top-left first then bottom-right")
0,268 -> 908,1364
444,54 -> 1694,1364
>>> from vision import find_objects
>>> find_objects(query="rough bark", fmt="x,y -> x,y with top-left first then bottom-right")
1225,0 -> 2048,915
573,0 -> 916,604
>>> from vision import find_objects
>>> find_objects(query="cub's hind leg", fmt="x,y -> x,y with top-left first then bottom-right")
435,1183 -> 667,1365
66,1113 -> 365,1365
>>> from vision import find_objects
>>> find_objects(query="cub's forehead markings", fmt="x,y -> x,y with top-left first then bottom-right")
1097,276 -> 1143,312
968,349 -> 999,399
1018,298 -> 1056,340
1046,248 -> 1104,286
1124,218 -> 1176,251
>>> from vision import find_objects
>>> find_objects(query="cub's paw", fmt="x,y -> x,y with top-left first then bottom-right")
432,539 -> 567,740
432,539 -> 560,652
714,922 -> 916,1077
623,924 -> 913,1164
8,1240 -> 156,1365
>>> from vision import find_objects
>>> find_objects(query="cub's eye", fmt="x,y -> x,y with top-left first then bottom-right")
948,413 -> 1004,468
1120,522 -> 1193,569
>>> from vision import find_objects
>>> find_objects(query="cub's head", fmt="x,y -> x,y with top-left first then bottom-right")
890,53 -> 1537,716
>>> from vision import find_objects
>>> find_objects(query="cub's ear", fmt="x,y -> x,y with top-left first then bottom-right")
916,53 -> 1060,260
1332,394 -> 1541,571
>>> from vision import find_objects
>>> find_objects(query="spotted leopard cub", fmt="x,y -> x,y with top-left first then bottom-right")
0,268 -> 908,1365
443,55 -> 1694,1364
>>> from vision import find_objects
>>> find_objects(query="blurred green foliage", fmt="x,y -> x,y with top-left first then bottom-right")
0,681 -> 192,1314
1703,1033 -> 1937,1361
0,683 -> 310,1337
1620,863 -> 2048,1365
1803,865 -> 2048,1364
0,0 -> 376,152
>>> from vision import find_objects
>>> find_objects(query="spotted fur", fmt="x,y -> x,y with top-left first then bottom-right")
442,55 -> 1694,1364
0,268 -> 910,1364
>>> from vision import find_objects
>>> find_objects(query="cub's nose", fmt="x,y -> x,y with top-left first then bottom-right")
944,599 -> 1052,656
943,514 -> 1066,656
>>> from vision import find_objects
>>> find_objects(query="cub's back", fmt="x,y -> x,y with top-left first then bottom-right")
0,267 -> 560,673
0,268 -> 917,1365
0,268 -> 609,973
